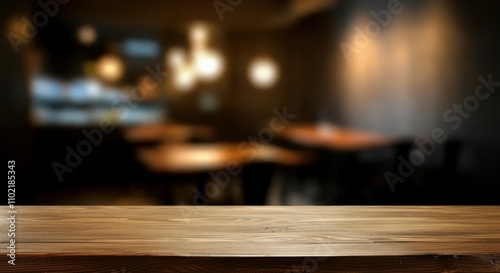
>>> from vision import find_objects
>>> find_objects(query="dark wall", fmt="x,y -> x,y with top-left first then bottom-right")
320,0 -> 500,187
287,11 -> 337,123
448,0 -> 500,185
1,1 -> 33,204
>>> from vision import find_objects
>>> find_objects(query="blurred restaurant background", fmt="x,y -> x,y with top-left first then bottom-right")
1,0 -> 500,205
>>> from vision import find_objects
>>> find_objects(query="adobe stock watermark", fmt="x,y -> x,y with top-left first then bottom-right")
340,0 -> 411,64
385,73 -> 500,192
213,0 -> 243,21
51,65 -> 169,182
180,106 -> 297,219
7,0 -> 71,53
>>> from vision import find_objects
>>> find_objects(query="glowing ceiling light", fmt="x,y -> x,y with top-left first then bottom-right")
95,55 -> 124,83
189,23 -> 209,48
248,57 -> 279,89
77,25 -> 97,45
194,50 -> 224,81
167,21 -> 226,92
166,47 -> 186,68
174,64 -> 196,92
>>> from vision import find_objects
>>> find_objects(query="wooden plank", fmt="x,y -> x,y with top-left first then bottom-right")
1,206 -> 499,272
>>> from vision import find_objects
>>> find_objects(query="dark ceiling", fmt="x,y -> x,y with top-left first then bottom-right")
34,0 -> 337,30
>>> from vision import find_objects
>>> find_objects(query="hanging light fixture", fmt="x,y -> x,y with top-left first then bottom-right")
77,25 -> 97,45
166,22 -> 224,91
189,23 -> 209,48
95,54 -> 124,83
248,57 -> 280,90
174,63 -> 196,92
166,47 -> 186,69
194,49 -> 224,81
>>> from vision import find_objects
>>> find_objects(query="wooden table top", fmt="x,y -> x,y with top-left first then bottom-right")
278,124 -> 398,151
2,206 -> 499,272
136,143 -> 313,173
3,206 -> 500,256
123,123 -> 215,143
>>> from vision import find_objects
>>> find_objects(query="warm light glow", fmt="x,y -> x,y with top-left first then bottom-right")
194,50 -> 224,81
96,55 -> 124,83
338,2 -> 464,135
174,64 -> 196,91
189,23 -> 209,48
77,25 -> 97,45
167,22 -> 225,91
166,47 -> 186,68
248,57 -> 279,89
7,18 -> 25,35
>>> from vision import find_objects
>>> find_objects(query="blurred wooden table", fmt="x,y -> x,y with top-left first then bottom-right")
135,143 -> 314,204
2,206 -> 499,272
278,123 -> 397,151
278,124 -> 399,203
136,143 -> 313,173
123,123 -> 215,143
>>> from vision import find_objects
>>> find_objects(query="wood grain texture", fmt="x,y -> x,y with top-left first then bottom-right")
1,206 -> 499,272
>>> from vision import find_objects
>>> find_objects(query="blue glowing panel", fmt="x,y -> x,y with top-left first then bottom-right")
123,39 -> 160,58
68,79 -> 102,103
31,76 -> 63,102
